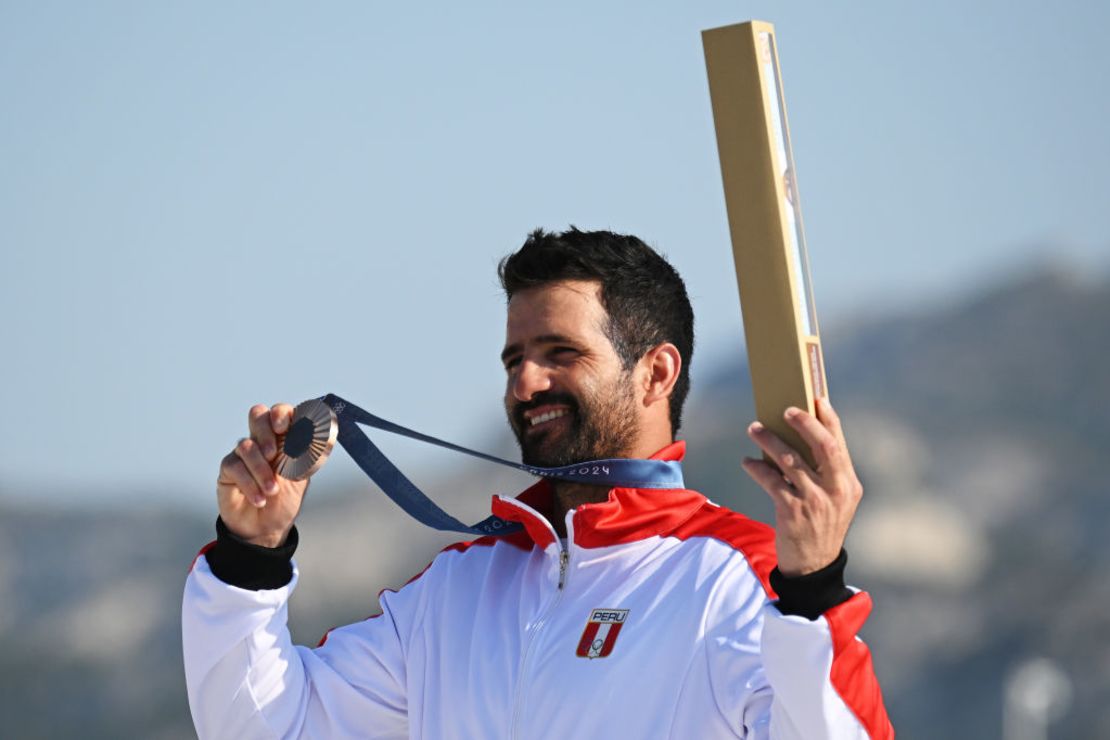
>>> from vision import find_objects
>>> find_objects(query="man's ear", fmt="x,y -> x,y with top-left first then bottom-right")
639,343 -> 682,408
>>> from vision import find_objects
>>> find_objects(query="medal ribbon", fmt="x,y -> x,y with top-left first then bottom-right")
321,394 -> 685,537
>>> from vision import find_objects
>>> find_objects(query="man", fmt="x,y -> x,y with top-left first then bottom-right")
183,228 -> 893,738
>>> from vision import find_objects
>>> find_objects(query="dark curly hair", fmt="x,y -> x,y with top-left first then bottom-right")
498,227 -> 695,434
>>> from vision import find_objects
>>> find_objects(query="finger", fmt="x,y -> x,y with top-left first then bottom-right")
815,397 -> 846,444
234,437 -> 278,497
741,456 -> 800,508
747,421 -> 819,492
783,406 -> 843,471
219,455 -> 266,507
248,404 -> 278,460
270,403 -> 294,436
811,399 -> 862,495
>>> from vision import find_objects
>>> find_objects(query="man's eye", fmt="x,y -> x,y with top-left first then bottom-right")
503,357 -> 521,371
552,347 -> 578,358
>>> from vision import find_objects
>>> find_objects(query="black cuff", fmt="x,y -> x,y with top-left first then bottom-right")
770,549 -> 853,620
205,517 -> 299,590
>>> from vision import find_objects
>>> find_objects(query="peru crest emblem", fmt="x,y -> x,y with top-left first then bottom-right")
575,608 -> 629,659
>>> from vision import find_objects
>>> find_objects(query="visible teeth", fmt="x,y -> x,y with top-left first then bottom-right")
529,409 -> 567,426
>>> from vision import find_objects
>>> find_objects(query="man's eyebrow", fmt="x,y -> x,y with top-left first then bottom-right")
500,334 -> 577,363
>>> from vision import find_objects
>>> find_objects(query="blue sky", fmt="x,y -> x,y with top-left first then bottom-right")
1,1 -> 1107,509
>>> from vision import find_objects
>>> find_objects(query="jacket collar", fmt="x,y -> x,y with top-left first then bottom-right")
490,441 -> 707,550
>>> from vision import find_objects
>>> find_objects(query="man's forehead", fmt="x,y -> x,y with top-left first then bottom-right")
504,280 -> 607,341
511,279 -> 601,303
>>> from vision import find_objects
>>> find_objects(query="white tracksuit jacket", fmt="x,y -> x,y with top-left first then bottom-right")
183,442 -> 892,739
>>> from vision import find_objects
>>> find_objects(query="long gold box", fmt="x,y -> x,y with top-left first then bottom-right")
703,21 -> 828,466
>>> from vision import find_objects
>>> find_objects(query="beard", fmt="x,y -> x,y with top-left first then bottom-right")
506,373 -> 640,468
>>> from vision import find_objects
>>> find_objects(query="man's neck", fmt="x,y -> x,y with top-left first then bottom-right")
549,481 -> 611,539
544,434 -> 675,539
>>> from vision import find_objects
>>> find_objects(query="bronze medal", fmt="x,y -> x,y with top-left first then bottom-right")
274,399 -> 339,481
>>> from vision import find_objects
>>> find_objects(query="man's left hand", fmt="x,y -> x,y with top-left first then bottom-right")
741,397 -> 863,577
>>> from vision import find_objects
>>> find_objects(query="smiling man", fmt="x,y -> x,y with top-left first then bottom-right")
183,228 -> 893,738
500,272 -> 681,538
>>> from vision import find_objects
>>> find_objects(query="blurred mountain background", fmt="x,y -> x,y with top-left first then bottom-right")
1,261 -> 1105,738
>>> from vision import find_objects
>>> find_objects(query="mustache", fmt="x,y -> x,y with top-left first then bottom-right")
512,392 -> 578,428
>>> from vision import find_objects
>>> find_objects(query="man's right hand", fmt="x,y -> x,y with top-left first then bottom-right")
217,403 -> 308,548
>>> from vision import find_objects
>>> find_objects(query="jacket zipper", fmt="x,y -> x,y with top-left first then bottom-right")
509,516 -> 573,738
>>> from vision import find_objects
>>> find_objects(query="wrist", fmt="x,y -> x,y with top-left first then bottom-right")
246,528 -> 293,549
205,516 -> 299,590
218,514 -> 295,548
771,548 -> 853,620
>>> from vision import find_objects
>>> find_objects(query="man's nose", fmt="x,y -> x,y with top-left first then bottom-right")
511,358 -> 552,402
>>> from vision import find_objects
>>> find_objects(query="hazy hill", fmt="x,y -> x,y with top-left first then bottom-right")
0,263 -> 1106,738
683,264 -> 1110,738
